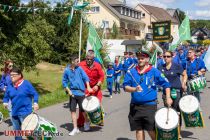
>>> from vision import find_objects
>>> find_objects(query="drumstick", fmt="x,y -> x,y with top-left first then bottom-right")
166,107 -> 169,124
127,70 -> 143,91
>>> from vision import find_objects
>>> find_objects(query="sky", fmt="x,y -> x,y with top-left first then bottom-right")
20,0 -> 210,20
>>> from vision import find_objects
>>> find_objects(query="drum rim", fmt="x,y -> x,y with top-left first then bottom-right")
155,107 -> 179,130
179,95 -> 199,113
21,113 -> 39,131
82,96 -> 100,112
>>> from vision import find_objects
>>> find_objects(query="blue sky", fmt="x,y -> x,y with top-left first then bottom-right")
20,0 -> 210,19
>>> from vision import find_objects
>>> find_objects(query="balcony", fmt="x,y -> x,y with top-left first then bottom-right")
120,27 -> 140,36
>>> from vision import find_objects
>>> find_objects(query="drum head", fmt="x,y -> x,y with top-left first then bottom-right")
21,113 -> 39,131
155,107 -> 179,130
82,96 -> 100,112
179,95 -> 199,113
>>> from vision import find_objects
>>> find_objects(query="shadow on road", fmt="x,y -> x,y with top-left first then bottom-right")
0,131 -> 4,136
4,119 -> 12,127
116,138 -> 133,140
63,103 -> 69,108
181,130 -> 198,139
60,123 -> 73,131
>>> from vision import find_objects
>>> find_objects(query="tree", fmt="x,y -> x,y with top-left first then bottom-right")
110,21 -> 119,39
0,16 -> 55,70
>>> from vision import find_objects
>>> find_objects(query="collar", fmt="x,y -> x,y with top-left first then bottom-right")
14,78 -> 24,88
136,65 -> 152,74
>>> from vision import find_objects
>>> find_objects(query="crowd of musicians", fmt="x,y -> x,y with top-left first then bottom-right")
0,44 -> 208,140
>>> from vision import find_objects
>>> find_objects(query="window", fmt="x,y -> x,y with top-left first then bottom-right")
128,9 -> 131,16
121,7 -> 123,14
90,6 -> 100,13
124,8 -> 127,15
132,11 -> 134,17
135,12 -> 138,18
102,20 -> 109,28
138,12 -> 141,19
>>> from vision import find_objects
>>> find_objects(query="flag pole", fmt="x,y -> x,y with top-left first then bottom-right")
78,0 -> 83,62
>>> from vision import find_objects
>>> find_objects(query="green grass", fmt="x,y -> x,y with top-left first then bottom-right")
0,65 -> 69,119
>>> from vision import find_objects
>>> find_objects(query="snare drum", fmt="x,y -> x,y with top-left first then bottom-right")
187,76 -> 206,92
179,95 -> 204,127
155,107 -> 179,140
21,113 -> 58,139
82,96 -> 102,125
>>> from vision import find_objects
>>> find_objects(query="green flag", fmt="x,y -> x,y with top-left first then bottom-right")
169,15 -> 191,51
149,49 -> 157,67
179,15 -> 191,42
67,0 -> 78,26
74,2 -> 89,10
87,23 -> 103,64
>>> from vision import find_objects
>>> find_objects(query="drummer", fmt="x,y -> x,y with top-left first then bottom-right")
78,51 -> 105,130
158,50 -> 188,139
62,56 -> 92,136
185,48 -> 206,102
3,67 -> 39,140
123,50 -> 173,140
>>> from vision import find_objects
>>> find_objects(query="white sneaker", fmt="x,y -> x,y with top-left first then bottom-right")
84,122 -> 90,131
110,95 -> 112,99
69,128 -> 80,136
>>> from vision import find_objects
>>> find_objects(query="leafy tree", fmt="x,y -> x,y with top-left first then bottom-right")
110,21 -> 119,39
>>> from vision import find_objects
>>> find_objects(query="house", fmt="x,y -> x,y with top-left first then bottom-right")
85,0 -> 145,39
135,4 -> 179,41
191,28 -> 210,43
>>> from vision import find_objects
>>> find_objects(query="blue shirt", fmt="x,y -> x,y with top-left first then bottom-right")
157,58 -> 165,68
123,67 -> 170,105
0,73 -> 12,92
106,68 -> 114,82
114,63 -> 122,77
123,57 -> 134,71
94,57 -> 101,65
3,80 -> 39,117
185,58 -> 206,78
201,51 -> 206,60
172,55 -> 182,65
158,63 -> 183,89
178,52 -> 187,68
62,66 -> 90,96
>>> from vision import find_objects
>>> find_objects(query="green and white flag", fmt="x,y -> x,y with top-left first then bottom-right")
149,49 -> 158,67
169,15 -> 191,51
204,47 -> 210,71
87,23 -> 103,64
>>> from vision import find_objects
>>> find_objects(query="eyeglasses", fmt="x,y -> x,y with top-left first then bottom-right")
163,55 -> 172,58
86,58 -> 94,61
10,73 -> 19,77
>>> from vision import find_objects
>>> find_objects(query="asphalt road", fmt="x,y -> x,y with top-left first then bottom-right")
0,72 -> 210,140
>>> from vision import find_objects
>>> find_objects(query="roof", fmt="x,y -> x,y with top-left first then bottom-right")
191,28 -> 210,37
140,4 -> 178,24
106,0 -> 123,5
121,40 -> 143,45
166,9 -> 176,17
99,0 -> 145,24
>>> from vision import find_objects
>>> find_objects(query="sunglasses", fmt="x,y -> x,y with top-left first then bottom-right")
86,58 -> 94,61
8,65 -> 13,68
163,55 -> 172,58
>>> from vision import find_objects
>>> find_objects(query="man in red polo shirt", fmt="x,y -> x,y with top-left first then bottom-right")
77,51 -> 105,130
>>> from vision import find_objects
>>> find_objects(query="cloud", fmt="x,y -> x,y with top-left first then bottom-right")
195,0 -> 210,7
127,0 -> 168,9
195,10 -> 210,18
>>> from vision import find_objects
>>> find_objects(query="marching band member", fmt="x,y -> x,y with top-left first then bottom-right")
185,48 -> 206,102
77,51 -> 105,130
106,62 -> 114,98
158,51 -> 188,139
123,52 -> 134,74
123,50 -> 172,140
114,56 -> 122,94
62,56 -> 92,135
3,67 -> 39,140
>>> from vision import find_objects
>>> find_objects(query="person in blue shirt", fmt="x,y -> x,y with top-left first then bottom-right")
200,47 -> 206,60
172,51 -> 182,65
178,47 -> 187,68
62,56 -> 93,135
106,62 -> 114,98
114,56 -> 122,94
3,67 -> 39,140
129,52 -> 138,67
157,53 -> 165,68
185,48 -> 206,102
123,50 -> 172,140
123,52 -> 134,73
158,51 -> 188,139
